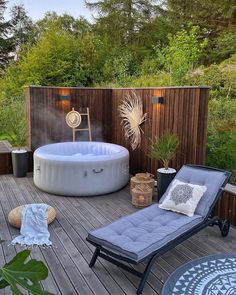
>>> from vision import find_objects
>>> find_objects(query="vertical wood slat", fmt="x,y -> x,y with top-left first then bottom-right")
214,186 -> 236,225
25,87 -> 31,148
0,141 -> 12,174
26,86 -> 209,176
25,86 -> 236,224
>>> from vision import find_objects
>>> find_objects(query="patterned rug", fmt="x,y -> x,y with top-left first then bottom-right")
161,254 -> 236,295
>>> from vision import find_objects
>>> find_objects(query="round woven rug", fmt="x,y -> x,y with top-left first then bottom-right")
161,254 -> 236,295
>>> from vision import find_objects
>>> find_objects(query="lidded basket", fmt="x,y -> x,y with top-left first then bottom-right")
130,172 -> 155,195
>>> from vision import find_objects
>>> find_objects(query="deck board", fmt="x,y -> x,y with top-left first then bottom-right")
0,174 -> 236,295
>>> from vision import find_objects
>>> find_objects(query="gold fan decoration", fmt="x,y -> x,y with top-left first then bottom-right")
118,91 -> 147,150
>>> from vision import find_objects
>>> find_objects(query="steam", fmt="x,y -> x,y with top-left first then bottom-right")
30,105 -> 104,150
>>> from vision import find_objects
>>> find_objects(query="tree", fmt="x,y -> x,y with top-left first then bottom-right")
35,12 -> 91,39
1,23 -> 109,98
158,25 -> 208,85
163,0 -> 236,32
102,48 -> 133,84
161,0 -> 236,64
9,4 -> 34,60
206,98 -> 236,183
10,26 -> 83,87
0,0 -> 13,69
86,0 -> 159,46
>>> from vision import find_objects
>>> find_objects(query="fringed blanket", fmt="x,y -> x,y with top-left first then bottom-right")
11,204 -> 52,246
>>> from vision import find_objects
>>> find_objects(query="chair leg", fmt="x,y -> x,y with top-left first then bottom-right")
210,217 -> 230,237
89,248 -> 100,267
220,219 -> 230,237
136,254 -> 157,295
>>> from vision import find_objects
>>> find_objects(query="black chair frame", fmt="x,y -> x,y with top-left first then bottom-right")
86,165 -> 231,295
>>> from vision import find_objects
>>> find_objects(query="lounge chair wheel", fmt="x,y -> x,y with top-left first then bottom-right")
220,219 -> 230,237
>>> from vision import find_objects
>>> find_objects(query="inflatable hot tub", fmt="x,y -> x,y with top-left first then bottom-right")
33,142 -> 129,196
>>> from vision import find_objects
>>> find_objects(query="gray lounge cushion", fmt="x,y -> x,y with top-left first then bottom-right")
159,165 -> 228,217
88,204 -> 203,262
88,165 -> 228,263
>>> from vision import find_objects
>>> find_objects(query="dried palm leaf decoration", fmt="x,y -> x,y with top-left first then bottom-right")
118,91 -> 147,150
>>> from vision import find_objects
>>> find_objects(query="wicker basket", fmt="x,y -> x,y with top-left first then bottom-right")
130,172 -> 155,195
8,205 -> 56,228
132,184 -> 152,208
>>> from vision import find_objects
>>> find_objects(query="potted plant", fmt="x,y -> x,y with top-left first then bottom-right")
149,131 -> 180,199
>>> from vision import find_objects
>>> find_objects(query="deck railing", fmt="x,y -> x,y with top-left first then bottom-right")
215,184 -> 236,226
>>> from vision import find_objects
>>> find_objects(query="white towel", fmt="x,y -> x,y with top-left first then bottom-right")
11,204 -> 52,246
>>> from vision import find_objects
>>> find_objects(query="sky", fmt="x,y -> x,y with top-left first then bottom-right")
5,0 -> 93,21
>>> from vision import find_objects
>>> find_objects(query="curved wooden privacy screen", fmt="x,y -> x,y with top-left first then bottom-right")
26,86 -> 209,175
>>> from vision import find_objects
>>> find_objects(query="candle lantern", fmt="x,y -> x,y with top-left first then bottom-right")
132,184 -> 152,208
130,172 -> 155,196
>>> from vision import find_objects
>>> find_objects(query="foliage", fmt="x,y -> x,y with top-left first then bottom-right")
128,73 -> 170,87
206,129 -> 236,182
0,0 -> 235,182
34,12 -> 91,40
0,0 -> 13,69
19,27 -> 83,87
208,31 -> 236,64
163,0 -> 236,64
159,25 -> 208,85
1,27 -> 86,96
206,98 -> 236,183
149,131 -> 180,169
187,55 -> 236,101
164,0 -> 236,32
0,22 -> 115,97
102,49 -> 134,84
208,98 -> 236,132
86,0 -> 158,46
186,55 -> 236,183
9,4 -> 34,60
0,98 -> 26,147
0,249 -> 53,295
0,2 -> 34,69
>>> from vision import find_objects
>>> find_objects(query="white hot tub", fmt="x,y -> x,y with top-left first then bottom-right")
33,142 -> 129,196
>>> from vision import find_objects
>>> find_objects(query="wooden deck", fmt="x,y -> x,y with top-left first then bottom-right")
0,174 -> 236,295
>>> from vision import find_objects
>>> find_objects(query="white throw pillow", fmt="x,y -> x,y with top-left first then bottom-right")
159,179 -> 207,217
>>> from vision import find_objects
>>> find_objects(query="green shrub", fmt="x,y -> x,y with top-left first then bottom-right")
206,129 -> 236,183
0,98 -> 26,147
206,98 -> 236,183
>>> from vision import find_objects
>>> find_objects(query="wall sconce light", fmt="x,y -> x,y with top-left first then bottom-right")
58,94 -> 71,101
151,96 -> 164,104
152,96 -> 164,104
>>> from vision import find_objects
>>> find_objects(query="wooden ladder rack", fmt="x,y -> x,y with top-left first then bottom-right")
73,108 -> 92,141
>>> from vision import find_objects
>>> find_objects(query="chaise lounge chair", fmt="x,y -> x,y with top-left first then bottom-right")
86,165 -> 231,294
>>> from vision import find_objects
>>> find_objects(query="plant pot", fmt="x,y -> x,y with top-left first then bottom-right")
11,150 -> 28,178
157,167 -> 176,200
